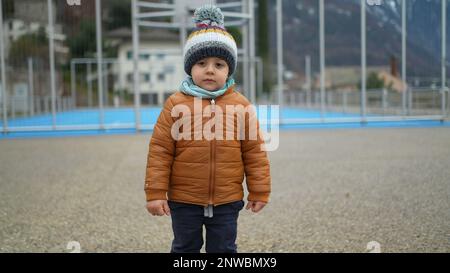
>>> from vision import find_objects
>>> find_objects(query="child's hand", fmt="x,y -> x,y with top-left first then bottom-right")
146,200 -> 170,216
245,201 -> 267,213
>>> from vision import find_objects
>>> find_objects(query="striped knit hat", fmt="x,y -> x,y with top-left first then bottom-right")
183,5 -> 238,76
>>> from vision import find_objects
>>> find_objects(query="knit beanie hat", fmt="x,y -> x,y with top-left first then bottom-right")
183,5 -> 238,77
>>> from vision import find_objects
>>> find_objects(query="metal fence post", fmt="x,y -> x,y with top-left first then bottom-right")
11,97 -> 15,119
0,0 -> 6,132
44,96 -> 49,113
277,0 -> 284,110
361,0 -> 367,121
242,0 -> 249,99
87,62 -> 93,108
305,55 -> 311,108
104,65 -> 108,107
132,0 -> 141,131
256,57 -> 263,104
249,0 -> 256,103
71,61 -> 76,108
409,89 -> 414,115
28,58 -> 34,116
382,88 -> 387,115
48,0 -> 57,129
96,0 -> 105,129
442,0 -> 447,118
343,92 -> 348,113
319,0 -> 325,118
402,0 -> 408,116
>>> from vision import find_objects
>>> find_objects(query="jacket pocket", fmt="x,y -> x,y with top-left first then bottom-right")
230,200 -> 245,211
167,200 -> 195,210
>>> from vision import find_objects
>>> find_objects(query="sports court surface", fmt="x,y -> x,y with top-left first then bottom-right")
1,127 -> 449,252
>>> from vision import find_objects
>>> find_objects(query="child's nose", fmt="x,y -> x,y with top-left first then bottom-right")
206,64 -> 215,73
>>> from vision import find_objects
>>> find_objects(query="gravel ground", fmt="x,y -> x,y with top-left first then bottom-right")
0,128 -> 449,253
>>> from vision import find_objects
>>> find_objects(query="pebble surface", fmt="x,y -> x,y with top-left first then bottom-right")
0,128 -> 449,253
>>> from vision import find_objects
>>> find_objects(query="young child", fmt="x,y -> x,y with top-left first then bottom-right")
144,5 -> 271,253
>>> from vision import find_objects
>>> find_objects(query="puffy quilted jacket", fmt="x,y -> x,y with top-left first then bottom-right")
144,86 -> 271,206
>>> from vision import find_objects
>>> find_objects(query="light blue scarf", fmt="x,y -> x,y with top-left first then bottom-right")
180,77 -> 235,99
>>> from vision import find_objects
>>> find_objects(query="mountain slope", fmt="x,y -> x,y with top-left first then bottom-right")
264,0 -> 448,80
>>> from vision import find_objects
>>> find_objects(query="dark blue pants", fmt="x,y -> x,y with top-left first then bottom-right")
168,200 -> 244,253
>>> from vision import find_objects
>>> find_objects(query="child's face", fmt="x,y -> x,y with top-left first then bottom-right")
191,57 -> 229,91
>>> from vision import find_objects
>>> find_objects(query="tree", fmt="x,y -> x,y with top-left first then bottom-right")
106,0 -> 131,31
67,20 -> 97,58
227,27 -> 242,47
8,27 -> 48,67
366,72 -> 385,90
2,0 -> 14,19
66,19 -> 117,59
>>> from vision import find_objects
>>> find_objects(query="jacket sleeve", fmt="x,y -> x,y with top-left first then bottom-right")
144,97 -> 176,202
241,104 -> 271,203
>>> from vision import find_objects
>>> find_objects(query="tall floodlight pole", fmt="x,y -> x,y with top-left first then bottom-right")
402,0 -> 407,115
0,0 -> 7,132
276,0 -> 283,109
48,0 -> 57,128
243,0 -> 250,99
319,0 -> 325,117
179,4 -> 187,52
249,0 -> 256,103
442,0 -> 447,118
96,0 -> 105,129
132,0 -> 141,131
361,0 -> 367,120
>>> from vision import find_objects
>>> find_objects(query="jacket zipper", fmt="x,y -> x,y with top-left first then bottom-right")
208,98 -> 216,205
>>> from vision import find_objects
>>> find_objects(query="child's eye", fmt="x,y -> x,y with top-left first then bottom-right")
197,61 -> 205,66
216,63 -> 224,68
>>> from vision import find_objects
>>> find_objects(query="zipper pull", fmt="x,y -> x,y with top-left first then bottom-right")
204,205 -> 213,218
211,99 -> 216,112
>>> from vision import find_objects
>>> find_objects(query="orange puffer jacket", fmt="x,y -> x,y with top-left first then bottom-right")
144,86 -> 271,206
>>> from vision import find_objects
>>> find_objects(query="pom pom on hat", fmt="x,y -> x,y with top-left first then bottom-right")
193,5 -> 225,29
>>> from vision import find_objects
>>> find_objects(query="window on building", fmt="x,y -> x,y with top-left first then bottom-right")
127,73 -> 151,83
164,66 -> 175,74
142,73 -> 150,82
127,51 -> 151,60
140,53 -> 150,60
